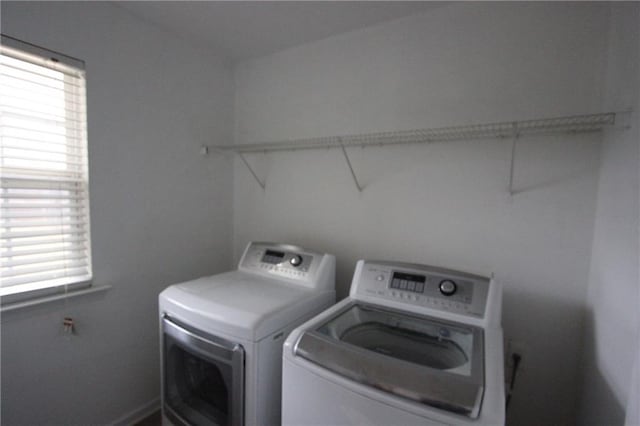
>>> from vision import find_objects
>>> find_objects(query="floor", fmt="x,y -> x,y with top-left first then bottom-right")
133,410 -> 161,426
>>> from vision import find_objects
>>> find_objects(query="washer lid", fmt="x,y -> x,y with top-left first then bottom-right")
294,302 -> 485,418
160,270 -> 330,341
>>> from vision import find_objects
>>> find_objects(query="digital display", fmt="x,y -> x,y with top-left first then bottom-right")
262,250 -> 285,264
390,272 -> 426,293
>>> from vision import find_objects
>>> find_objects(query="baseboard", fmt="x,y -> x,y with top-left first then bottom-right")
111,397 -> 160,426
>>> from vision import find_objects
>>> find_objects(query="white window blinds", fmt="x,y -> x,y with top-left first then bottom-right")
0,39 -> 92,298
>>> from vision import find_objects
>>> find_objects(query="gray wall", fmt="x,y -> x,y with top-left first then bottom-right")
232,3 -> 609,425
0,2 -> 234,424
578,4 -> 640,425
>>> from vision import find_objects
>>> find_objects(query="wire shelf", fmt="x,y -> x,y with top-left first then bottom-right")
208,112 -> 617,154
206,112 -> 622,193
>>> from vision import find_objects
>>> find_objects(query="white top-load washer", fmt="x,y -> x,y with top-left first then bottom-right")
283,260 -> 504,425
159,242 -> 335,426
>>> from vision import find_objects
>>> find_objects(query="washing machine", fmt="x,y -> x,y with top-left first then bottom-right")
159,242 -> 335,426
282,260 -> 504,425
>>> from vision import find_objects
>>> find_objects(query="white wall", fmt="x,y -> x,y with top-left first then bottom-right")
0,2 -> 234,424
578,4 -> 640,425
233,3 -> 609,425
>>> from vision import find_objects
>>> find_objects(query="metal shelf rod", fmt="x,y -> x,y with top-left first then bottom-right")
339,139 -> 363,192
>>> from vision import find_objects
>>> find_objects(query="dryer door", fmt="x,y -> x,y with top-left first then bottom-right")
162,317 -> 244,426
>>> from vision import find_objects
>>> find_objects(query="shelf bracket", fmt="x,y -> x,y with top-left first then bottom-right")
238,153 -> 265,190
339,139 -> 363,192
508,122 -> 519,196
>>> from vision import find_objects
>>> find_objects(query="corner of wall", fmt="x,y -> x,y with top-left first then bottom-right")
578,2 -> 640,424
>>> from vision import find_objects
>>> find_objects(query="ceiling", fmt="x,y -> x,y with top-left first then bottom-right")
115,1 -> 444,62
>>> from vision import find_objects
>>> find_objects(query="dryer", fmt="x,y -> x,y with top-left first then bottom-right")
282,260 -> 504,425
159,242 -> 335,426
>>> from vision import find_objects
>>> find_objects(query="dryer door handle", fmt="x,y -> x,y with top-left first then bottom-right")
162,316 -> 244,365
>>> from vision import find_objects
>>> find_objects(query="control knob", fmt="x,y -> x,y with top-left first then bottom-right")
439,279 -> 457,296
290,255 -> 303,267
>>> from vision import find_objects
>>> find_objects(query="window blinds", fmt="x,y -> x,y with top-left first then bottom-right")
0,41 -> 92,297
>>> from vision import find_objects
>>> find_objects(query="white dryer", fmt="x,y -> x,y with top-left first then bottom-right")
159,242 -> 335,426
283,260 -> 504,425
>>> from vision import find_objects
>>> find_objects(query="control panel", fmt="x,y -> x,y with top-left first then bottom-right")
353,261 -> 490,318
239,242 -> 318,281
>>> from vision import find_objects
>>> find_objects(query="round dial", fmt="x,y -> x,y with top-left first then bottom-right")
290,255 -> 303,267
439,279 -> 457,296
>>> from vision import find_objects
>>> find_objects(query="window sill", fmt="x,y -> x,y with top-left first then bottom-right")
0,285 -> 112,313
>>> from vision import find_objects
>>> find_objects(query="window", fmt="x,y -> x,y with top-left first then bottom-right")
0,36 -> 92,302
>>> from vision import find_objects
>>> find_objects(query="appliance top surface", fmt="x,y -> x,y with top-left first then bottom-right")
293,300 -> 485,418
169,270 -> 313,315
159,242 -> 336,341
313,301 -> 482,375
160,271 -> 336,342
